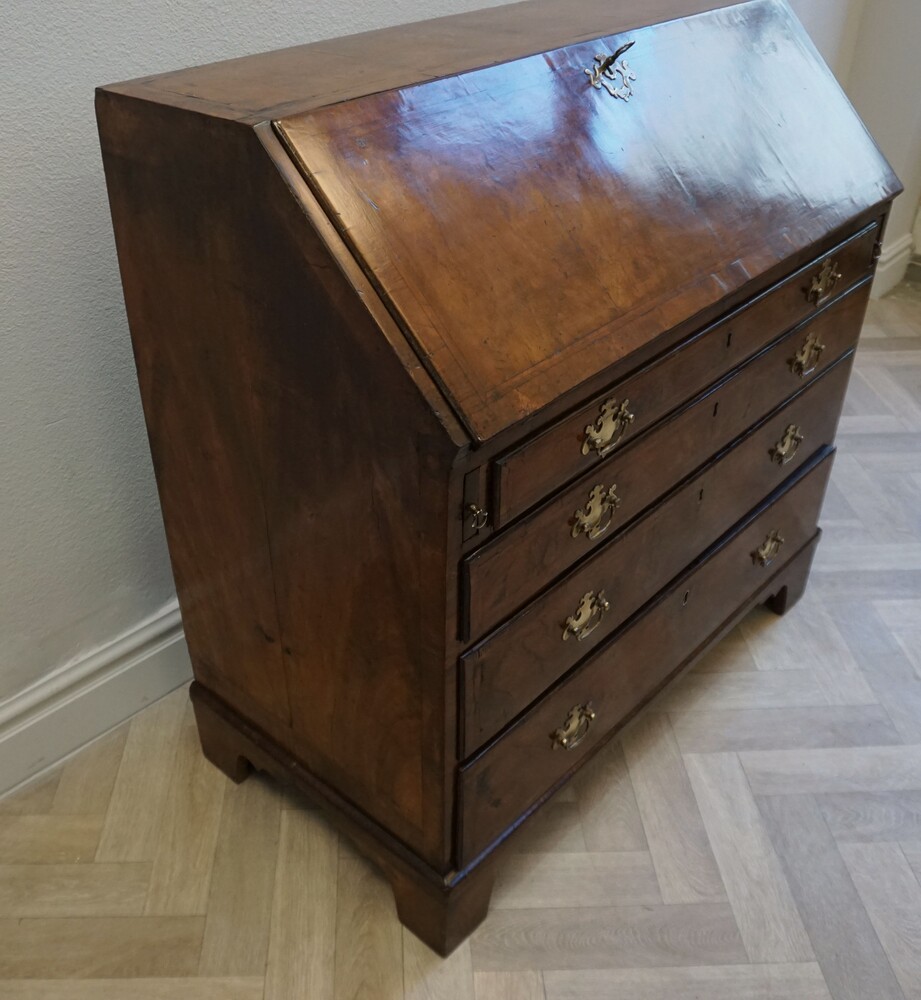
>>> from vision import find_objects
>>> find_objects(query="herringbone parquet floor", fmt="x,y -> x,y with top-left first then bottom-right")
2,281 -> 920,1000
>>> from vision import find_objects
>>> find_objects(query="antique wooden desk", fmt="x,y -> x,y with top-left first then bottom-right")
97,0 -> 900,954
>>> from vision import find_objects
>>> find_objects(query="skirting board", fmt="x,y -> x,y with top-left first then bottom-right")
872,232 -> 915,298
0,600 -> 192,798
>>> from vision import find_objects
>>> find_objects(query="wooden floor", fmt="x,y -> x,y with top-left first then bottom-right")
2,281 -> 921,999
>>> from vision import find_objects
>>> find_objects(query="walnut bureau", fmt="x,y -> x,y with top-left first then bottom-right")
97,0 -> 901,955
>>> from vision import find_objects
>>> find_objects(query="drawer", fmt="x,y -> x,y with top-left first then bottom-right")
460,356 -> 852,754
458,450 -> 834,863
463,277 -> 871,639
493,222 -> 878,526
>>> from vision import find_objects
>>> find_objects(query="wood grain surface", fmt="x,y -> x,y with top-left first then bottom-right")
491,228 -> 878,524
104,0 -> 742,122
278,4 -> 898,440
0,284 -> 917,997
462,350 -> 857,749
459,453 -> 833,862
466,332 -> 861,641
685,752 -> 812,961
96,0 -> 904,962
97,81 -> 461,872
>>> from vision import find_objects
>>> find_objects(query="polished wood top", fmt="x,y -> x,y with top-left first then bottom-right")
100,0 -> 740,122
277,1 -> 900,441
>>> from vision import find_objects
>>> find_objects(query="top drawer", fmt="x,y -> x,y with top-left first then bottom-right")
493,221 -> 879,526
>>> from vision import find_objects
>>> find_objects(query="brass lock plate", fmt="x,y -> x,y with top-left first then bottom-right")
584,41 -> 637,101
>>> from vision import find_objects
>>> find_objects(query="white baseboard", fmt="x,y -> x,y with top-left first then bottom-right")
872,232 -> 915,299
0,600 -> 192,798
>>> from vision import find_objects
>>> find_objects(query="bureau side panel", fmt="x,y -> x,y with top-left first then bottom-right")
97,98 -> 292,728
96,93 -> 462,867
252,125 -> 464,867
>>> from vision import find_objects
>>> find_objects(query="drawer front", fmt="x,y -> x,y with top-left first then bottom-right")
459,451 -> 834,863
461,356 -> 852,754
493,222 -> 878,526
464,277 -> 871,639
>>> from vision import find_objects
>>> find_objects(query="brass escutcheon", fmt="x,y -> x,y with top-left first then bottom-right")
582,398 -> 636,458
563,590 -> 610,642
770,424 -> 805,466
788,332 -> 826,379
752,529 -> 785,568
550,703 -> 596,751
805,258 -> 842,305
584,41 -> 637,101
572,484 -> 622,540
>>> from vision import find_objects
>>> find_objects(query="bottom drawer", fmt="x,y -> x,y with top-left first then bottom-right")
458,449 -> 834,863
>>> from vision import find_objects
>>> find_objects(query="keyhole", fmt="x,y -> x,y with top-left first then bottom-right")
713,401 -> 720,418
682,590 -> 691,607
726,331 -> 733,348
698,488 -> 705,504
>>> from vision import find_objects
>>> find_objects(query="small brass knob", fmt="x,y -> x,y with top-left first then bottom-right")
467,504 -> 489,533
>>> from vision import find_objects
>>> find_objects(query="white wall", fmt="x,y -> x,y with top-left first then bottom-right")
0,0 -> 914,791
787,0 -> 921,294
787,0 -> 867,79
844,0 -> 921,293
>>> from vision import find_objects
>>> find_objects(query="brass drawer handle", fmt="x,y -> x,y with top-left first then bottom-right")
582,398 -> 635,458
551,703 -> 596,751
563,590 -> 610,642
769,424 -> 805,466
752,529 -> 785,568
572,484 -> 622,540
805,258 -> 842,305
789,331 -> 826,379
467,504 -> 489,533
584,41 -> 636,101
